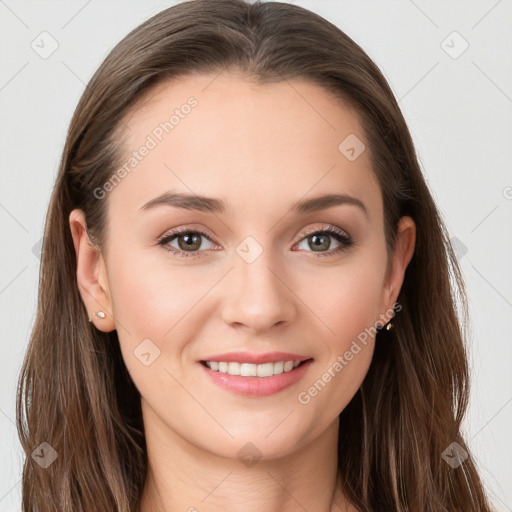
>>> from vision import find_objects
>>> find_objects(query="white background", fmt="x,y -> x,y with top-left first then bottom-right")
1,1 -> 511,510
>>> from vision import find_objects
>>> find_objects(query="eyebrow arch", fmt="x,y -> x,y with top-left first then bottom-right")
140,191 -> 368,217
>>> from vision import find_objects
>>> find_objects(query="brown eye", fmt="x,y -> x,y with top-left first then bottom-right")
306,233 -> 331,251
158,229 -> 216,257
295,226 -> 353,257
176,232 -> 202,251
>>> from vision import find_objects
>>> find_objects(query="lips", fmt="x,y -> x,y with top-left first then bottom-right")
198,352 -> 314,397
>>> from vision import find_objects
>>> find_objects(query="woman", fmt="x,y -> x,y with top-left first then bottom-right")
16,0 -> 494,510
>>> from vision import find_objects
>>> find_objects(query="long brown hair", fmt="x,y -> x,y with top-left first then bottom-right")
16,0 -> 493,510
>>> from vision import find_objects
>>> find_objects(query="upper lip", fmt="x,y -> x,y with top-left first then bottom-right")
200,351 -> 312,365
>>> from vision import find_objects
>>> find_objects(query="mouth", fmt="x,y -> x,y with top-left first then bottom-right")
198,357 -> 314,397
200,358 -> 312,377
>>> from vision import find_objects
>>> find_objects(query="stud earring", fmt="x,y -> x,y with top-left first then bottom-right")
88,311 -> 106,322
377,320 -> 393,331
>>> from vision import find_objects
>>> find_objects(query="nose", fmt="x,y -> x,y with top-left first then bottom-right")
220,251 -> 297,334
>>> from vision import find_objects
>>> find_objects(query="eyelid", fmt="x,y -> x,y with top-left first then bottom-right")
298,224 -> 350,240
156,224 -> 216,241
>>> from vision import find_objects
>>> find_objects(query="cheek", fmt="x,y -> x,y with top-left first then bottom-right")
293,255 -> 385,416
105,246 -> 235,395
105,249 -> 207,365
108,246 -> 215,333
105,252 -> 211,408
301,256 -> 386,344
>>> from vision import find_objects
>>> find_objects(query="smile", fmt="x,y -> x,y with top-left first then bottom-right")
199,358 -> 314,397
203,360 -> 302,377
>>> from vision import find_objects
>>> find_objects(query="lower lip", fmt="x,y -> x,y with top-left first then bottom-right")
198,359 -> 313,397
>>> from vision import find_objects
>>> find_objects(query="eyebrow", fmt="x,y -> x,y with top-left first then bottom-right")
140,191 -> 368,217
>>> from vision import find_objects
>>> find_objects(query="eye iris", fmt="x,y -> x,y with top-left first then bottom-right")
178,233 -> 201,251
309,233 -> 330,251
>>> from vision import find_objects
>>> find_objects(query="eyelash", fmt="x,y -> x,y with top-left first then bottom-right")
157,226 -> 353,259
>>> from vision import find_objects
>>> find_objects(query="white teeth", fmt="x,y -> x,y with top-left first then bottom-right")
228,362 -> 241,375
257,363 -> 274,377
240,363 -> 257,377
274,361 -> 284,374
205,360 -> 304,377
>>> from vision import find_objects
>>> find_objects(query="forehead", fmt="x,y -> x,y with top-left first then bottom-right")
108,71 -> 381,224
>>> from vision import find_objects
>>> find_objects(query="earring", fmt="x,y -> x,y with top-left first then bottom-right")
88,311 -> 106,322
377,321 -> 393,331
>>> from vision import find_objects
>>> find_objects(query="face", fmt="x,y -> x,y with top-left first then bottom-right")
71,71 -> 415,461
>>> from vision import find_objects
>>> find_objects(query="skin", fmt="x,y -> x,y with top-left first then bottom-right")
69,71 -> 416,512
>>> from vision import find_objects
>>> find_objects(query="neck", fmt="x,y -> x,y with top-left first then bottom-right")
138,402 -> 353,512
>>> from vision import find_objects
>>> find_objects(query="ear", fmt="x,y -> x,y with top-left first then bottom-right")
69,209 -> 116,332
377,215 -> 416,326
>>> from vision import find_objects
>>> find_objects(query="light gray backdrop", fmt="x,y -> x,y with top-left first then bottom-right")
1,1 -> 511,510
